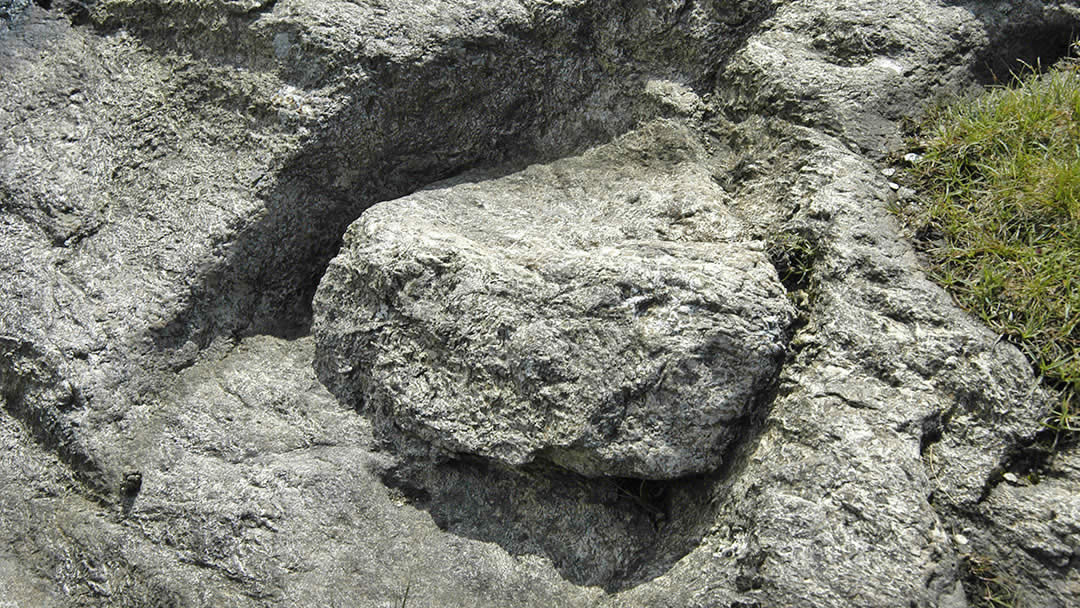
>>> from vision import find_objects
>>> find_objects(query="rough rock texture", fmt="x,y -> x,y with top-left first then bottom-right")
2,0 -> 1080,606
0,0 -> 31,32
970,449 -> 1080,605
314,121 -> 795,480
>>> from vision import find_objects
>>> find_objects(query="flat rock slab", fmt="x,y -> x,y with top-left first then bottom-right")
315,122 -> 795,479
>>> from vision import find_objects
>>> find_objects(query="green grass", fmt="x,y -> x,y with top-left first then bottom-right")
905,61 -> 1080,436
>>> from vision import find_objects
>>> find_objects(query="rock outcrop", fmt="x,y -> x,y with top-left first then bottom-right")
2,0 -> 1079,606
313,121 -> 795,480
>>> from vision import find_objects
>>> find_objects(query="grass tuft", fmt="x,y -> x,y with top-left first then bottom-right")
904,59 -> 1080,437
962,555 -> 1021,608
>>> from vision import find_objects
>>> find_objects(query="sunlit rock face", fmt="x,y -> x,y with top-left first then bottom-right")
1,0 -> 1079,606
314,122 -> 796,480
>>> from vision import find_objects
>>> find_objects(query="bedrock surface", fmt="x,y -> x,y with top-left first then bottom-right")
2,0 -> 1080,606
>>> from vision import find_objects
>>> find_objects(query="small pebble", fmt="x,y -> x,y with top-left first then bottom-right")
903,152 -> 922,164
1003,472 -> 1019,484
882,167 -> 897,177
888,182 -> 900,191
954,533 -> 969,546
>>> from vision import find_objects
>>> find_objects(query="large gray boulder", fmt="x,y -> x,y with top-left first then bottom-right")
2,0 -> 1080,606
314,121 -> 795,480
